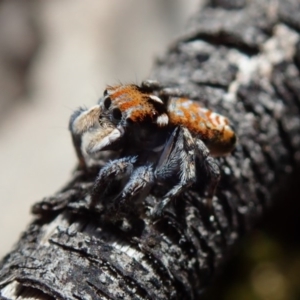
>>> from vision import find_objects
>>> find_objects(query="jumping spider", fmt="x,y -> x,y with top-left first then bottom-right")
69,81 -> 236,218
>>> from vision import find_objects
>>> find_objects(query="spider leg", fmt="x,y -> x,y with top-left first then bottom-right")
69,107 -> 89,169
152,127 -> 196,218
111,165 -> 154,212
91,156 -> 137,207
69,105 -> 112,169
194,139 -> 220,207
140,79 -> 162,91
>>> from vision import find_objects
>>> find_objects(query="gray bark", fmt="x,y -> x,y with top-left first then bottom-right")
1,0 -> 300,299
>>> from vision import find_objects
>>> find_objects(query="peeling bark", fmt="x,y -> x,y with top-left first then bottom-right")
1,0 -> 300,299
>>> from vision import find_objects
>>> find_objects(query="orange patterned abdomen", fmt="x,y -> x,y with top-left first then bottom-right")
167,98 -> 236,156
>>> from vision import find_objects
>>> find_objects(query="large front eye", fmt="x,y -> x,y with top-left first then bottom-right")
98,115 -> 103,125
103,97 -> 111,109
126,117 -> 134,126
112,107 -> 122,121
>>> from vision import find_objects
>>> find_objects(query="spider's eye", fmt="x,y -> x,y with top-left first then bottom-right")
103,89 -> 108,96
126,117 -> 134,125
103,97 -> 112,109
112,107 -> 122,121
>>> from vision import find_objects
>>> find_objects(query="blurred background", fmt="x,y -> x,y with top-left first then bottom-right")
1,1 -> 300,300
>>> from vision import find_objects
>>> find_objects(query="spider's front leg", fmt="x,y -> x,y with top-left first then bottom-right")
151,127 -> 197,218
109,165 -> 154,213
69,105 -> 117,169
69,107 -> 90,169
90,156 -> 138,209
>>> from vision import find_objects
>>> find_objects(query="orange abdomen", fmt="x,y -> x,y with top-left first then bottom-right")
167,98 -> 236,156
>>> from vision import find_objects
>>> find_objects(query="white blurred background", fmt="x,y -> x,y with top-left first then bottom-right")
0,0 -> 200,258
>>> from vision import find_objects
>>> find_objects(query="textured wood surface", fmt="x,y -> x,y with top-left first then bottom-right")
1,0 -> 300,299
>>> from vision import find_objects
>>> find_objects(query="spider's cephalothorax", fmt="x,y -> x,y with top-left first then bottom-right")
69,81 -> 236,218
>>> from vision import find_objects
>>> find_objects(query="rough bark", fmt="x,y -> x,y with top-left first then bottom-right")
1,0 -> 300,299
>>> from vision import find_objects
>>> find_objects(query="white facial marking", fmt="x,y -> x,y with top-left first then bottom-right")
88,128 -> 122,153
149,95 -> 163,104
156,113 -> 169,126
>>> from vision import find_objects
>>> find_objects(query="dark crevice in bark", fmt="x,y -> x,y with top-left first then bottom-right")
135,243 -> 175,299
277,120 -> 297,163
208,0 -> 247,10
178,33 -> 260,57
240,145 -> 265,185
190,225 -> 215,279
17,279 -> 63,300
271,80 -> 299,164
285,80 -> 300,115
86,280 -> 114,300
275,68 -> 300,115
194,82 -> 228,90
280,22 -> 300,36
294,41 -> 300,72
216,190 -> 235,232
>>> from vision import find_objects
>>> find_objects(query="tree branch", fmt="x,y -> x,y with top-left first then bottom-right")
1,0 -> 300,299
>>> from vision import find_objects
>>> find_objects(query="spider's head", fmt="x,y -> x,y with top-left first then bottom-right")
69,104 -> 120,159
100,84 -> 169,127
93,84 -> 170,151
70,84 -> 171,160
